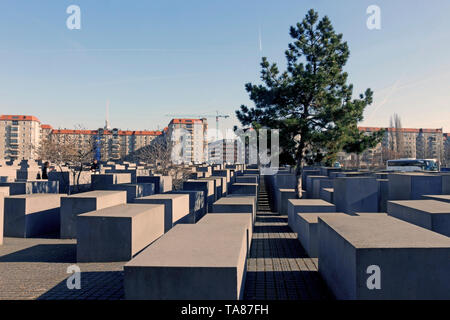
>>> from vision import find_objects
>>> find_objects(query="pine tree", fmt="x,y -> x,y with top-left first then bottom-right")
236,9 -> 383,196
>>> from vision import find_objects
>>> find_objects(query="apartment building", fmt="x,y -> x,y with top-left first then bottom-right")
0,115 -> 41,160
1,114 -> 162,161
208,139 -> 244,164
443,133 -> 450,167
51,127 -> 161,160
358,127 -> 445,166
167,118 -> 208,164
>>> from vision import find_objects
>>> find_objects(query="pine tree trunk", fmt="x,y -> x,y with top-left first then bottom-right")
295,145 -> 304,199
295,160 -> 303,199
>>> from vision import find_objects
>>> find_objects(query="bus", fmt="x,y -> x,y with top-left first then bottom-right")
386,159 -> 439,172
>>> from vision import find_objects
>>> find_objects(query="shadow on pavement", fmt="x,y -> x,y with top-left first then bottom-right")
0,244 -> 76,263
38,271 -> 124,300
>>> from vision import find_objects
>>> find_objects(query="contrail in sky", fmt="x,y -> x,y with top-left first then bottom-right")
258,26 -> 263,53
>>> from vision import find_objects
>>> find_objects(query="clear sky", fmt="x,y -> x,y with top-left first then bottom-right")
1,0 -> 449,133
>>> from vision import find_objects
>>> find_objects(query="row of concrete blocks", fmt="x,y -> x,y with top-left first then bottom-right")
0,171 -> 258,240
78,175 -> 258,263
119,170 -> 257,299
0,166 -> 242,197
124,192 -> 257,300
0,171 -> 257,239
72,172 -> 258,299
264,170 -> 298,214
309,174 -> 450,215
306,169 -> 450,200
288,198 -> 450,299
303,175 -> 381,214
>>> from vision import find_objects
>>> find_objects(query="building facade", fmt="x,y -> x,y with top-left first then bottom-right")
358,127 -> 446,167
167,118 -> 208,164
208,139 -> 244,164
0,115 -> 41,160
1,114 -> 162,161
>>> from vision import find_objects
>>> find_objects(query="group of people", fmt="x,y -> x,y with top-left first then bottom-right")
38,159 -> 101,179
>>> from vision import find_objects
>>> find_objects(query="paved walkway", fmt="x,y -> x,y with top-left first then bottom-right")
243,179 -> 332,300
0,237 -> 124,300
0,179 -> 332,300
243,212 -> 332,300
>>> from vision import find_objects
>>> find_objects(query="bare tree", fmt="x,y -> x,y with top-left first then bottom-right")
387,113 -> 405,160
36,125 -> 95,194
130,134 -> 195,190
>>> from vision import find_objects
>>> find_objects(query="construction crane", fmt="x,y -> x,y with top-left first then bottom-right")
165,111 -> 230,140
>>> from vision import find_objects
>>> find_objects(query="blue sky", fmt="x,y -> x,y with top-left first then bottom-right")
1,0 -> 449,132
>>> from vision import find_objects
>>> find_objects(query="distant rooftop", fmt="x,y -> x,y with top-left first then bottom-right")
0,115 -> 40,122
359,126 -> 443,134
2,114 -> 162,136
169,118 -> 206,125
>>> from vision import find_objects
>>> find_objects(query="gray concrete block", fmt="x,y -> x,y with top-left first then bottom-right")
301,170 -> 320,191
4,194 -> 62,237
318,215 -> 450,299
0,186 -> 10,196
212,196 -> 256,223
274,174 -> 296,189
104,169 -> 150,184
197,166 -> 212,175
287,199 -> 336,234
198,213 -> 253,252
334,177 -> 379,214
91,173 -> 132,190
235,176 -> 258,184
230,183 -> 258,197
243,169 -> 259,175
306,175 -> 327,199
312,178 -> 333,200
212,169 -> 231,185
104,183 -> 156,203
60,191 -> 127,239
336,172 -> 371,178
442,174 -> 450,194
320,188 -> 334,204
0,193 -> 3,245
377,179 -> 389,213
214,176 -> 228,197
200,177 -> 224,200
297,212 -> 348,257
320,167 -> 342,177
48,171 -> 91,194
77,204 -> 165,262
422,194 -> 450,204
124,217 -> 249,300
183,180 -> 215,213
137,176 -> 173,193
373,172 -> 389,180
134,194 -> 190,232
388,173 -> 442,200
167,190 -> 206,223
388,200 -> 450,237
277,189 -> 297,215
0,181 -> 59,195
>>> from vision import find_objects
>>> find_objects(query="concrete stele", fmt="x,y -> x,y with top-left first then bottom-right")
388,199 -> 450,237
60,190 -> 127,239
4,194 -> 62,237
124,216 -> 249,300
77,203 -> 165,262
134,193 -> 190,232
318,214 -> 450,299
